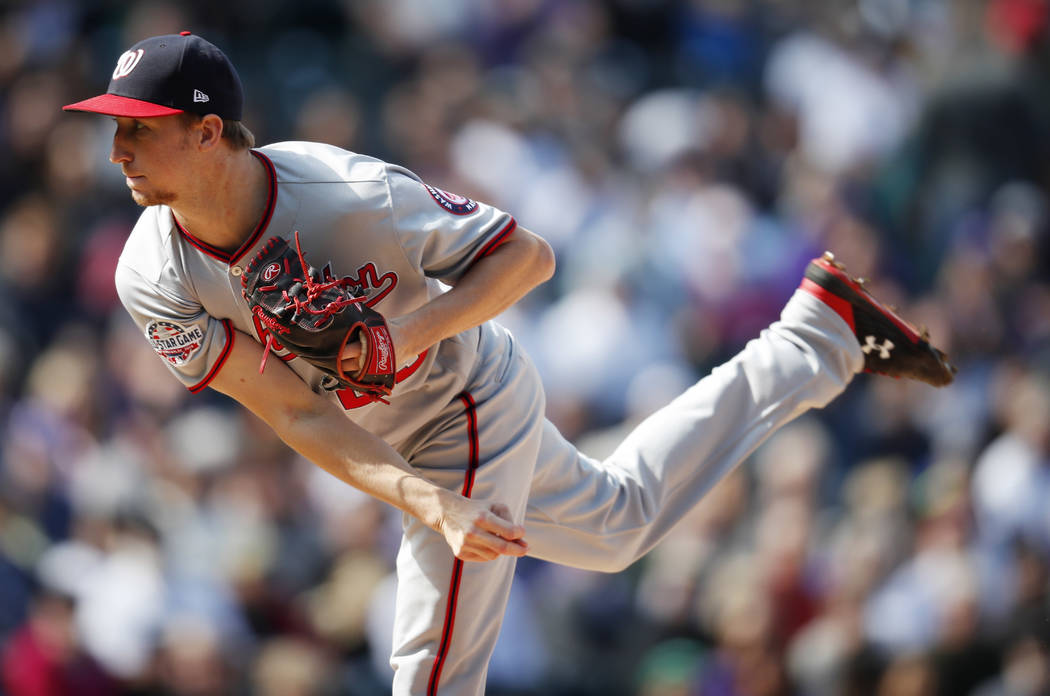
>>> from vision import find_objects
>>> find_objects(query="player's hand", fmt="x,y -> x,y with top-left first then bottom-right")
437,497 -> 528,562
339,317 -> 412,376
339,337 -> 366,376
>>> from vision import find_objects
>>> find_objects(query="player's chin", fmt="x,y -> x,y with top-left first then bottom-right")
130,189 -> 176,208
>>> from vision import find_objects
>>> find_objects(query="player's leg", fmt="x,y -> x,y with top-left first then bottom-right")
388,330 -> 546,696
523,255 -> 954,571
522,287 -> 856,570
391,516 -> 518,696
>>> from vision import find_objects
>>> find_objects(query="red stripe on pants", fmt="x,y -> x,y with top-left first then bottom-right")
427,392 -> 479,695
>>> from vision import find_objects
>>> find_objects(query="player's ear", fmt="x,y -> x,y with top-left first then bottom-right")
197,114 -> 224,151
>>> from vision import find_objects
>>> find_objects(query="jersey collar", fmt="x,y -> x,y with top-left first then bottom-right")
171,149 -> 277,265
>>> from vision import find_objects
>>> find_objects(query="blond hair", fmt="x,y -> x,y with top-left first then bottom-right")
178,112 -> 255,150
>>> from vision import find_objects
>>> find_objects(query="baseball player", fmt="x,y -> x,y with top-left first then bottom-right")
64,33 -> 955,696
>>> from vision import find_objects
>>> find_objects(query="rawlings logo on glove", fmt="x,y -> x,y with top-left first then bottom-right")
241,232 -> 396,403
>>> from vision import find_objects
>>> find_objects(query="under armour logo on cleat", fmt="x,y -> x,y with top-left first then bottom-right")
862,335 -> 894,359
193,89 -> 209,103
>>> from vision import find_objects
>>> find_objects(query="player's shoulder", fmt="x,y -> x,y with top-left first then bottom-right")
258,141 -> 411,186
115,206 -> 179,289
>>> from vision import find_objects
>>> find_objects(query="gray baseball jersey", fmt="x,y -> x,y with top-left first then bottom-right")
115,141 -> 863,695
116,141 -> 517,450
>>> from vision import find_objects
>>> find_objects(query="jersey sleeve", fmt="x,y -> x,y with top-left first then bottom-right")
385,167 -> 517,284
115,261 -> 235,393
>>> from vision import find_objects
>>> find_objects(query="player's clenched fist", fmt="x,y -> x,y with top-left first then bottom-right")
437,498 -> 529,562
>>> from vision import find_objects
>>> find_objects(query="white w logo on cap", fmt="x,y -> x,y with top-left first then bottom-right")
112,49 -> 144,79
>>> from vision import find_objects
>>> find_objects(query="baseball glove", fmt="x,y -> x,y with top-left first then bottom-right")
241,232 -> 396,402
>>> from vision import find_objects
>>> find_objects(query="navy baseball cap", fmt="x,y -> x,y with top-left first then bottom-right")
63,32 -> 243,119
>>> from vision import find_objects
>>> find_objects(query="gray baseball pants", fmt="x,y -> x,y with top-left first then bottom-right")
389,289 -> 863,695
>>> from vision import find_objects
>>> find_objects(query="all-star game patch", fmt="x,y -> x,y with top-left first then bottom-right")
146,320 -> 205,366
424,184 -> 478,215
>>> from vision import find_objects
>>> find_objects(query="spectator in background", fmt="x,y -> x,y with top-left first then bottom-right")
1,590 -> 116,696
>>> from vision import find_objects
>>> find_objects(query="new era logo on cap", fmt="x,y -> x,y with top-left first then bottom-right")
61,32 -> 243,120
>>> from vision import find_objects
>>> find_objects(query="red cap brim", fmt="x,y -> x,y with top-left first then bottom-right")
62,94 -> 184,117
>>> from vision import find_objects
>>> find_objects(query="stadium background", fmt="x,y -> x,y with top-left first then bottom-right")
0,0 -> 1048,694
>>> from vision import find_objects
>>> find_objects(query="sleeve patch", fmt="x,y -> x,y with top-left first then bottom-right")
146,320 -> 206,366
424,184 -> 479,215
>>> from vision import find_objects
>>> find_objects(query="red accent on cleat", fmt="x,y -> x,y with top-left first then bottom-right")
799,277 -> 855,331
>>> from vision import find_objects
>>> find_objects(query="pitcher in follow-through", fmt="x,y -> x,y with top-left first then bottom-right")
64,32 -> 956,696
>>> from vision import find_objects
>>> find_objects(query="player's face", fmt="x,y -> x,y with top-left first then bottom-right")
109,116 -> 194,207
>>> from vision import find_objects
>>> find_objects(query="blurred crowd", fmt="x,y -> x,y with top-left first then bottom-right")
1,0 -> 1049,694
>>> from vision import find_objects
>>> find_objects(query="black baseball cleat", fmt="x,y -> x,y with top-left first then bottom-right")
799,251 -> 957,387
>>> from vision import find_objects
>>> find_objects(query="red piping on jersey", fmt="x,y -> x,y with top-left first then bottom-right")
188,319 -> 234,393
172,150 -> 277,264
427,392 -> 479,696
458,392 -> 480,497
472,218 -> 517,264
334,349 -> 429,410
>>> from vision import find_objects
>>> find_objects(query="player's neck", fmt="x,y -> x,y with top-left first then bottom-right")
170,149 -> 268,253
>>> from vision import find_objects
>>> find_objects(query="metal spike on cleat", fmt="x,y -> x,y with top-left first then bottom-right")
821,251 -> 846,270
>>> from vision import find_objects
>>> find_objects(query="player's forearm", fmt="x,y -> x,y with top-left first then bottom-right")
394,227 -> 555,357
268,397 -> 453,529
210,334 -> 451,529
269,398 -> 528,562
